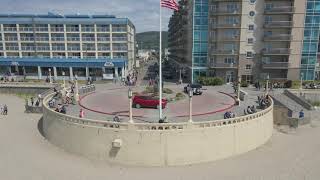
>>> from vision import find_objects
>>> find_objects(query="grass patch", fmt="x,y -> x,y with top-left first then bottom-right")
163,88 -> 173,94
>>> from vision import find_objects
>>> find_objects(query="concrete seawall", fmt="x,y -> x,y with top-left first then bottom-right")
42,93 -> 274,166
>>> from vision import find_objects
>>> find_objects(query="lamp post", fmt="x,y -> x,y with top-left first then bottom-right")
237,76 -> 241,106
300,72 -> 304,95
48,68 -> 52,84
128,88 -> 133,123
188,87 -> 193,123
74,75 -> 79,102
266,74 -> 270,95
179,68 -> 183,84
62,71 -> 66,89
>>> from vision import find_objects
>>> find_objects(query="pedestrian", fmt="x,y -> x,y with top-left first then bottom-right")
3,104 -> 8,115
79,109 -> 84,118
31,97 -> 34,106
299,109 -> 304,119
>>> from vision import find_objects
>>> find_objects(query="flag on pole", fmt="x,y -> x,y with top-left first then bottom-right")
161,0 -> 179,11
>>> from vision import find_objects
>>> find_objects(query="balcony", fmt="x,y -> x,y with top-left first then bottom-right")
52,46 -> 65,51
34,28 -> 48,32
112,37 -> 127,41
67,47 -> 80,51
3,27 -> 17,32
262,62 -> 289,69
21,46 -> 35,51
82,47 -> 96,51
35,37 -> 49,41
211,36 -> 240,42
19,27 -> 33,32
112,47 -> 128,51
4,37 -> 18,41
20,37 -> 34,41
51,27 -> 65,32
264,21 -> 292,28
51,37 -> 65,41
261,48 -> 291,55
264,6 -> 295,14
263,34 -> 292,41
82,37 -> 95,41
208,63 -> 238,69
66,28 -> 79,32
112,28 -> 127,32
6,46 -> 19,51
97,47 -> 111,51
36,46 -> 50,51
96,27 -> 110,32
212,23 -> 240,29
97,37 -> 110,41
67,37 -> 80,41
211,49 -> 239,55
212,9 -> 241,15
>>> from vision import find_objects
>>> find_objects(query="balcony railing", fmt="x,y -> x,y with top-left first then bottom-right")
3,27 -> 17,32
97,37 -> 110,41
212,9 -> 241,15
112,37 -> 127,41
51,37 -> 65,41
263,34 -> 292,41
21,46 -> 35,51
35,37 -> 49,41
112,28 -> 127,32
6,46 -> 19,51
5,37 -> 18,41
34,28 -> 48,32
81,27 -> 95,32
97,47 -> 111,51
211,36 -> 240,41
264,6 -> 295,14
112,47 -> 128,51
67,47 -> 80,51
208,63 -> 238,69
52,46 -> 65,51
82,37 -> 95,41
37,46 -> 50,51
67,37 -> 80,41
82,47 -> 96,51
66,28 -> 79,32
51,27 -> 65,32
261,48 -> 291,55
264,21 -> 292,28
211,49 -> 239,55
20,37 -> 34,41
19,27 -> 33,32
96,28 -> 110,32
262,62 -> 289,69
212,23 -> 240,29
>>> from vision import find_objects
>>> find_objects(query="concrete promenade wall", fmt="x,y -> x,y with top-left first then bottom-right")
0,83 -> 54,95
42,94 -> 274,166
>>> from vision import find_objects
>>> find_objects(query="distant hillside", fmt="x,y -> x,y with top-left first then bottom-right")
136,31 -> 168,50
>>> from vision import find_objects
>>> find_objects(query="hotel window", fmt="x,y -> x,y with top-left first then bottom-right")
224,57 -> 235,64
247,38 -> 254,44
225,17 -> 239,24
246,64 -> 252,70
246,51 -> 253,58
248,24 -> 254,31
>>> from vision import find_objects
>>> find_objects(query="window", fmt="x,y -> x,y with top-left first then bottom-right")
249,11 -> 255,17
248,24 -> 254,31
246,65 -> 252,70
248,38 -> 254,44
224,57 -> 235,64
249,0 -> 256,4
246,51 -> 253,58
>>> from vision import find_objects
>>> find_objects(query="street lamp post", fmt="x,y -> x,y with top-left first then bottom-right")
300,72 -> 304,95
237,76 -> 241,106
266,74 -> 270,95
179,68 -> 183,84
48,68 -> 52,84
188,88 -> 193,123
128,88 -> 134,123
74,75 -> 79,102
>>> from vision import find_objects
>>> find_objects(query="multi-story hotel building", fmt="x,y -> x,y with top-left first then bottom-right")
0,13 -> 135,80
168,0 -> 320,83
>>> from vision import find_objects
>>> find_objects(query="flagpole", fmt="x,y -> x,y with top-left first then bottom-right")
159,0 -> 163,120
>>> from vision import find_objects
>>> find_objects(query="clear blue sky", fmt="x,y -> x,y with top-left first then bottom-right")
0,0 -> 173,32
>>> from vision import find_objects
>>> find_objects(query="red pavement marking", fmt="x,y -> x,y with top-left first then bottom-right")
79,90 -> 236,118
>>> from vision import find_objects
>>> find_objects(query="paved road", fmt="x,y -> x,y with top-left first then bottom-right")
1,93 -> 320,180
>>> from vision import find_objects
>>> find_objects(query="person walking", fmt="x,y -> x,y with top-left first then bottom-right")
31,97 -> 34,106
3,104 -> 8,115
79,109 -> 84,118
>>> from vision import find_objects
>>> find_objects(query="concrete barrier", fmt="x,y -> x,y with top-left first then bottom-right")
284,90 -> 313,110
42,93 -> 274,167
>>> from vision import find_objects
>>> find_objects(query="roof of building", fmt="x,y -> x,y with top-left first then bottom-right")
0,12 -> 135,27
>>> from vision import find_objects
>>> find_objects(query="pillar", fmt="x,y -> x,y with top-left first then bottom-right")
7,66 -> 11,73
69,67 -> 73,80
53,67 -> 58,80
86,67 -> 89,78
115,67 -> 119,78
38,66 -> 42,79
102,67 -> 106,74
122,67 -> 125,78
22,66 -> 26,75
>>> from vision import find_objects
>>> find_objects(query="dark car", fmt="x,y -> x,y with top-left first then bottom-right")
184,83 -> 203,95
133,95 -> 167,109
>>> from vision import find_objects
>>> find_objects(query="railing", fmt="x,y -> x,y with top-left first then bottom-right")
20,37 -> 34,41
261,48 -> 291,55
67,37 -> 80,41
112,28 -> 127,32
66,28 -> 79,32
37,46 -> 50,51
212,23 -> 240,28
51,37 -> 65,41
3,27 -> 17,31
264,34 -> 292,41
211,49 -> 238,55
113,47 -> 128,51
212,9 -> 240,15
67,47 -> 80,51
34,28 -> 48,32
19,27 -> 33,32
82,37 -> 95,41
51,46 -> 65,51
43,90 -> 274,131
6,46 -> 19,51
264,21 -> 292,28
81,27 -> 95,32
262,62 -> 289,69
35,37 -> 49,41
96,27 -> 110,32
51,27 -> 65,32
97,47 -> 110,51
97,37 -> 110,41
82,47 -> 96,51
212,36 -> 240,41
4,37 -> 18,41
112,37 -> 127,41
209,63 -> 237,68
21,46 -> 35,51
265,6 -> 295,13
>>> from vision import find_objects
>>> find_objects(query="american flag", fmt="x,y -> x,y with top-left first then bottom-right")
161,0 -> 179,11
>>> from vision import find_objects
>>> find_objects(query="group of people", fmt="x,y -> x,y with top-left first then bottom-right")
224,111 -> 236,119
244,105 -> 257,115
0,104 -> 8,115
126,71 -> 138,86
29,96 -> 41,107
258,94 -> 271,110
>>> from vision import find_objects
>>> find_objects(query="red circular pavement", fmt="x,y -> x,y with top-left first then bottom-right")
79,87 -> 235,118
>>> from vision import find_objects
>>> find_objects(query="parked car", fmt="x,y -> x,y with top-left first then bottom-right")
184,83 -> 203,95
133,95 -> 167,109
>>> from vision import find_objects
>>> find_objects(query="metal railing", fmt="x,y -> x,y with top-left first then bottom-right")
265,6 -> 295,13
261,48 -> 291,55
264,34 -> 292,41
262,62 -> 289,69
264,21 -> 292,28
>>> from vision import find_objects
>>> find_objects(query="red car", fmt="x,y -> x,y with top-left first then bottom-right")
133,95 -> 167,109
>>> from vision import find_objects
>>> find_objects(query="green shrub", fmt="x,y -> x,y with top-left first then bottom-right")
175,92 -> 185,101
198,77 -> 224,86
163,88 -> 173,94
144,86 -> 154,94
